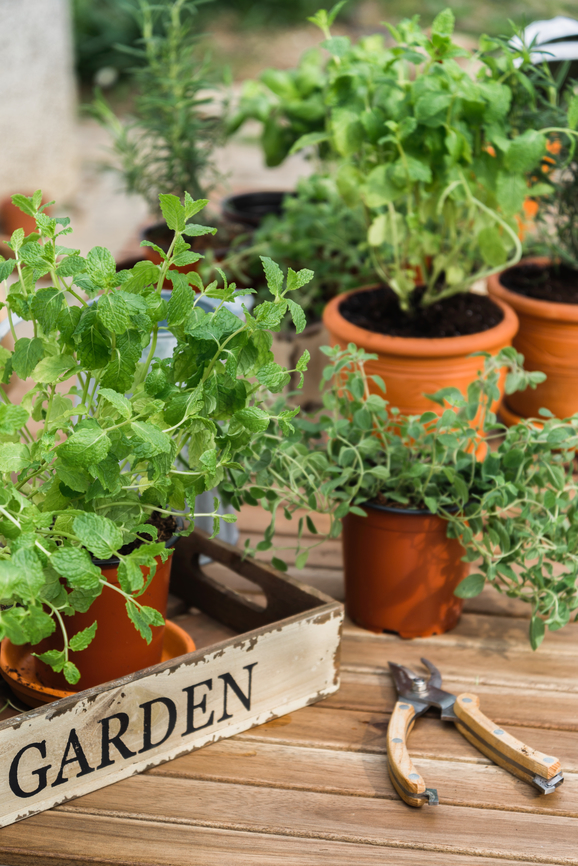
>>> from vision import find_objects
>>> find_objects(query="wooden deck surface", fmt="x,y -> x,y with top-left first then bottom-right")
0,506 -> 576,865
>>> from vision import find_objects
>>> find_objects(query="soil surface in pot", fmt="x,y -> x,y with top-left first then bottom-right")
116,512 -> 178,557
500,262 -> 578,304
339,285 -> 504,338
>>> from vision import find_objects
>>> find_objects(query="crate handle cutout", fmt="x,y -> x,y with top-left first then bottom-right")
170,529 -> 332,633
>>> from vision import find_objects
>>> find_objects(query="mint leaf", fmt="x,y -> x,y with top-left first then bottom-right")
286,267 -> 314,293
260,256 -> 284,296
99,388 -> 132,419
12,337 -> 44,379
31,287 -> 64,334
69,621 -> 97,652
59,427 -> 111,466
286,298 -> 306,334
0,404 -> 28,434
52,547 -> 102,589
159,193 -> 186,232
34,649 -> 65,672
233,406 -> 270,433
97,293 -> 130,335
63,661 -> 81,684
32,354 -> 77,384
86,246 -> 116,289
130,421 -> 172,457
0,443 -> 30,473
257,362 -> 291,393
73,513 -> 123,560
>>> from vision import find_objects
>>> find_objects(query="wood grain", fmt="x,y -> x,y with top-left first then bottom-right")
0,811 -> 556,866
57,775 -> 578,864
385,701 -> 428,806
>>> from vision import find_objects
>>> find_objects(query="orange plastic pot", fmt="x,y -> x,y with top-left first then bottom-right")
323,286 -> 519,416
33,553 -> 174,692
342,503 -> 468,637
488,259 -> 578,419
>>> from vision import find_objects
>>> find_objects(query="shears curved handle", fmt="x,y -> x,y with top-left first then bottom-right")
387,693 -> 563,808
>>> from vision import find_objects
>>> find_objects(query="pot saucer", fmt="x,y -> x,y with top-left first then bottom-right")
498,401 -> 544,430
0,620 -> 196,709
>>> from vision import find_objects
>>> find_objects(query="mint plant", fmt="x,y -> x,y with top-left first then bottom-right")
235,6 -> 578,314
0,190 -> 312,684
234,343 -> 578,649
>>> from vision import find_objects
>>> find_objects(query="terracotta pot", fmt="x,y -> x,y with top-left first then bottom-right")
323,286 -> 519,415
33,553 -> 174,692
487,258 -> 578,419
342,503 -> 468,637
0,196 -> 43,237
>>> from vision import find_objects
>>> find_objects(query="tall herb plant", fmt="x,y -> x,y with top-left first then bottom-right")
93,0 -> 225,213
0,190 -> 311,683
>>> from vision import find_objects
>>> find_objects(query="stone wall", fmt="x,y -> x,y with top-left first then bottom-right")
0,0 -> 78,204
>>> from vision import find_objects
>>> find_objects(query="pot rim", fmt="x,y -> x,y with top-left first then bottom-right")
322,285 -> 519,358
359,500 -> 461,516
488,256 -> 578,323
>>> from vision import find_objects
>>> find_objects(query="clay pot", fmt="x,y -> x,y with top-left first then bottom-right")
323,286 -> 519,415
221,190 -> 294,228
0,196 -> 42,237
342,503 -> 468,637
488,258 -> 578,419
33,553 -> 174,692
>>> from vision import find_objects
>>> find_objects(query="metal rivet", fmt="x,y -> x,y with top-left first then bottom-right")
543,757 -> 555,764
494,729 -> 504,736
462,698 -> 473,703
392,737 -> 403,743
398,704 -> 410,710
409,773 -> 420,780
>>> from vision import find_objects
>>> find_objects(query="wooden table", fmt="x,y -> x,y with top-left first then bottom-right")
0,508 -> 576,865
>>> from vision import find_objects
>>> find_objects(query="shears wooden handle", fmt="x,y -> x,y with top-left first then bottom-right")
387,692 -> 563,808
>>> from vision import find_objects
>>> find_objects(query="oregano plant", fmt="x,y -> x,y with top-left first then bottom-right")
0,190 -> 312,683
233,343 -> 578,649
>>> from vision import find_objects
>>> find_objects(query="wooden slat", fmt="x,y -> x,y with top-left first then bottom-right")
0,811 -> 551,866
145,736 -> 578,817
57,775 -> 578,864
239,705 -> 578,769
328,671 -> 578,730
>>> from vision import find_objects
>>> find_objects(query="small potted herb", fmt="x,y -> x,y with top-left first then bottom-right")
93,0 -> 237,275
239,6 -> 577,416
486,47 -> 578,421
232,341 -> 578,649
0,190 -> 311,697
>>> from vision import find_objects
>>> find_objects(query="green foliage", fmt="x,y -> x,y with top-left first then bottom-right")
223,175 -> 374,327
91,0 -> 226,214
236,343 -> 578,649
0,190 -> 308,682
234,9 -> 576,313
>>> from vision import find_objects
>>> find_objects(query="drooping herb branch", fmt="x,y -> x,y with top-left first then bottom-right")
233,342 -> 578,649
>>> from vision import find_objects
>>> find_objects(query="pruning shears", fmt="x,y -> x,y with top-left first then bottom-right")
388,658 -> 564,807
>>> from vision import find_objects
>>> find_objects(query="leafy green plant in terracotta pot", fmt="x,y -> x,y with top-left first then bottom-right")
92,0 -> 236,272
0,190 -> 311,696
239,6 -> 578,416
485,49 -> 578,421
231,337 -> 578,649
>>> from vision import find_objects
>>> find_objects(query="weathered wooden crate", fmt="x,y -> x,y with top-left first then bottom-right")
0,530 -> 343,828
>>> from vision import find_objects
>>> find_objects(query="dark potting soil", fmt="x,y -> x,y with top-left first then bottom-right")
500,262 -> 578,304
338,285 -> 504,338
117,512 -> 178,557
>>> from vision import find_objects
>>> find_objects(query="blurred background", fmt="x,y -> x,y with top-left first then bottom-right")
0,0 -> 576,258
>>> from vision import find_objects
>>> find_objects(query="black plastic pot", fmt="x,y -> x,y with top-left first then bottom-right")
221,191 -> 294,228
